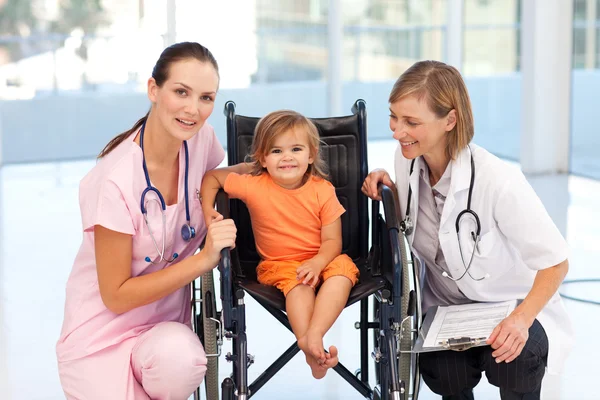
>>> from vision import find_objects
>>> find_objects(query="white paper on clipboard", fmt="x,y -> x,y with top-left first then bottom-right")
413,300 -> 518,353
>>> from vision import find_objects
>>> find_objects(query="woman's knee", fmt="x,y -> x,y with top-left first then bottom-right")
154,322 -> 207,374
134,322 -> 207,398
484,346 -> 546,393
484,320 -> 548,393
419,349 -> 482,395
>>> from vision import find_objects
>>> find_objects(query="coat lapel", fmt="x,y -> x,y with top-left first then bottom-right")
407,157 -> 421,246
439,146 -> 472,232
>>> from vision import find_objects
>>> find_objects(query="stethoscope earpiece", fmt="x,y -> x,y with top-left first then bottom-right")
145,253 -> 178,263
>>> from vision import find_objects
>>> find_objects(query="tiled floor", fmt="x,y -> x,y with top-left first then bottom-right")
0,140 -> 598,399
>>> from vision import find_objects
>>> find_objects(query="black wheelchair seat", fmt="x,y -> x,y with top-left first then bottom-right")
238,262 -> 388,312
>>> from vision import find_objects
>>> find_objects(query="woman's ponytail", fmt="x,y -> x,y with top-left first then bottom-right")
97,112 -> 149,158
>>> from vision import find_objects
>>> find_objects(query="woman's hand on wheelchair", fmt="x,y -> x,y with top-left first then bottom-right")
296,259 -> 324,288
202,214 -> 237,266
362,169 -> 394,201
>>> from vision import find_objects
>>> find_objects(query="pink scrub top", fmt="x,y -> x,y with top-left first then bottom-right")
56,123 -> 225,363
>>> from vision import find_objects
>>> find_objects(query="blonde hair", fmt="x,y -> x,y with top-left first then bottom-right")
248,110 -> 328,179
389,60 -> 474,160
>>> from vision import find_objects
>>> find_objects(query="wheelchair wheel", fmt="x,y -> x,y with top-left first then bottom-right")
372,299 -> 381,384
397,235 -> 421,399
201,271 -> 220,400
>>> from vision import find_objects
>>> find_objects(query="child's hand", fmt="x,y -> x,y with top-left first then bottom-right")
204,208 -> 223,227
296,259 -> 324,288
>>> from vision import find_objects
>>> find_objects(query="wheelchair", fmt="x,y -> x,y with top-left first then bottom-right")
192,99 -> 422,400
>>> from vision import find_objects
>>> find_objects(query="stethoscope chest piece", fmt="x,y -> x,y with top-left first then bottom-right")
181,223 -> 196,242
400,216 -> 414,236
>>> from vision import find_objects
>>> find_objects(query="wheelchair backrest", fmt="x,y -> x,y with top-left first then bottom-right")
224,101 -> 369,278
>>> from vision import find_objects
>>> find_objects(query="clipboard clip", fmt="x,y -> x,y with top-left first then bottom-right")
438,336 -> 487,351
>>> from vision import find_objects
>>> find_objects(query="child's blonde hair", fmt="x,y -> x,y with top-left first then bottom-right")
248,110 -> 329,179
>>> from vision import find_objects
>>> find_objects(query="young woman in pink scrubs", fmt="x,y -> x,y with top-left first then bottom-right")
56,42 -> 242,399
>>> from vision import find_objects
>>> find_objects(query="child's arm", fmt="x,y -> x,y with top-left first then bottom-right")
296,217 -> 343,287
201,163 -> 251,226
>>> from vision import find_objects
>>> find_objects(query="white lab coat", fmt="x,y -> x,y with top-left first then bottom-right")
394,143 -> 573,375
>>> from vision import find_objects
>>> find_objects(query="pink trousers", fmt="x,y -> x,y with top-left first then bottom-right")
58,322 -> 207,400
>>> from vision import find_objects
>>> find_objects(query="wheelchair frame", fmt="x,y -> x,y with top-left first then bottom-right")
193,100 -> 421,400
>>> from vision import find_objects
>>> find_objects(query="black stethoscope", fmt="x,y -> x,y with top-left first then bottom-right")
140,122 -> 195,263
400,146 -> 488,281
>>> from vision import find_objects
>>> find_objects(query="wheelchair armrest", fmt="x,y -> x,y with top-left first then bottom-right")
215,190 -> 237,330
215,188 -> 231,218
370,184 -> 402,276
218,247 -> 235,329
371,185 -> 404,303
215,190 -> 244,276
380,184 -> 401,230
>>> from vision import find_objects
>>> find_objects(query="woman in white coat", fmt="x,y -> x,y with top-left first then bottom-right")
362,60 -> 572,400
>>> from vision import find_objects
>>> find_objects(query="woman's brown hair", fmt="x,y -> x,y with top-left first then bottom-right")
97,42 -> 219,158
389,60 -> 474,160
248,110 -> 328,179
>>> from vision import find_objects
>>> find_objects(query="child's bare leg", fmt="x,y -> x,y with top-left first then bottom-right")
305,276 -> 353,368
285,284 -> 327,379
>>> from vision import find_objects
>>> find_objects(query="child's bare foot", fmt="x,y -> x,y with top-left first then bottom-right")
298,335 -> 327,379
324,345 -> 339,368
305,353 -> 327,379
305,329 -> 326,364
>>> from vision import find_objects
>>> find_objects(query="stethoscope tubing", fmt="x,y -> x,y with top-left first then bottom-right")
139,121 -> 194,263
400,146 -> 487,281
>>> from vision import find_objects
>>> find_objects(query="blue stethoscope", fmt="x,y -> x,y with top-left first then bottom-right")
400,146 -> 488,281
140,122 -> 195,263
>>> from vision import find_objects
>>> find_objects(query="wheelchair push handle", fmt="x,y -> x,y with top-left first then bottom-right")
351,98 -> 366,116
223,100 -> 236,118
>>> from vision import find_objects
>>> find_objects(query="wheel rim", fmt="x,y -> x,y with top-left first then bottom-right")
202,271 -> 220,400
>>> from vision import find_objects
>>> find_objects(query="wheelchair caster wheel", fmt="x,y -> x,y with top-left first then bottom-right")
373,385 -> 382,400
354,368 -> 361,379
221,377 -> 234,400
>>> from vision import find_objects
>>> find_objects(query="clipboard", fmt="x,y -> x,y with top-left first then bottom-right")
412,300 -> 518,353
